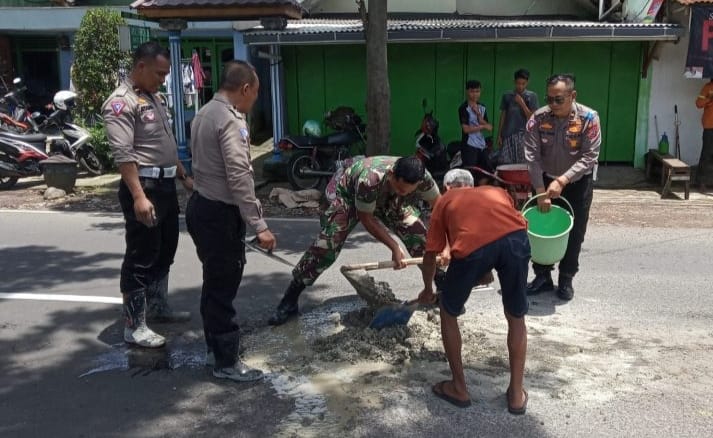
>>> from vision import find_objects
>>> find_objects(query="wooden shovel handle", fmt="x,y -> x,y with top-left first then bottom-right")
341,257 -> 439,272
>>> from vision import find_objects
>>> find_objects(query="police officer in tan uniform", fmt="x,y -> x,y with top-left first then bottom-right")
186,60 -> 276,382
103,42 -> 193,348
523,74 -> 601,301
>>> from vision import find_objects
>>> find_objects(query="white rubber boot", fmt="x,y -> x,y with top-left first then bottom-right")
123,292 -> 165,348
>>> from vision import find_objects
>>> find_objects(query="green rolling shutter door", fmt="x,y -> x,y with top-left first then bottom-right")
282,41 -> 642,163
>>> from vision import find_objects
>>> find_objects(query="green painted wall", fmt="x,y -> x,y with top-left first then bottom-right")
283,41 -> 643,162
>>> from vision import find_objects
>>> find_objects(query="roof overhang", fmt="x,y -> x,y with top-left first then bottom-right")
130,0 -> 303,21
243,18 -> 685,45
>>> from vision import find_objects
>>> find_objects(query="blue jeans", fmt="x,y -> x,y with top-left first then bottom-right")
441,230 -> 530,318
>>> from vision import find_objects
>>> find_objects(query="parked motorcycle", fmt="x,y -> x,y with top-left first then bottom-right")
0,78 -> 33,132
0,133 -> 53,190
414,100 -> 461,182
31,90 -> 103,175
0,85 -> 103,175
279,106 -> 366,190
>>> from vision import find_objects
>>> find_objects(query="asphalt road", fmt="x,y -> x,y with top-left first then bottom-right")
0,210 -> 712,438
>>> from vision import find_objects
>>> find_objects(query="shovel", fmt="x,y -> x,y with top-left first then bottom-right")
340,256 -> 441,329
368,298 -> 422,329
243,237 -> 295,267
340,257 -> 427,272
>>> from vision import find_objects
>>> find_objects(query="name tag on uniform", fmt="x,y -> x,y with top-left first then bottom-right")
239,128 -> 249,141
141,111 -> 156,122
139,104 -> 156,123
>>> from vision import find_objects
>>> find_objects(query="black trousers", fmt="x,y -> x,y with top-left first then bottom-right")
185,192 -> 246,367
118,178 -> 179,294
695,128 -> 713,184
533,173 -> 593,278
461,144 -> 493,173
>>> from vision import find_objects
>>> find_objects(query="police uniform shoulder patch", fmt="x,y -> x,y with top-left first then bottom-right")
110,100 -> 126,116
526,117 -> 536,132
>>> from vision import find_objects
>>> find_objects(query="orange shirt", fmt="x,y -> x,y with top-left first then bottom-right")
695,82 -> 713,129
426,186 -> 527,259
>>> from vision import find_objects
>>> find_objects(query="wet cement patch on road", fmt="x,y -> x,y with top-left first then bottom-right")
79,294 -> 713,436
80,330 -> 207,377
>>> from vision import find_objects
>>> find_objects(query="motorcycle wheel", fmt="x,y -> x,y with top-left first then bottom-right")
78,146 -> 103,176
287,151 -> 323,190
0,175 -> 18,190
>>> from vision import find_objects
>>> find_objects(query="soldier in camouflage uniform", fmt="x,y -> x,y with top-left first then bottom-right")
268,155 -> 445,326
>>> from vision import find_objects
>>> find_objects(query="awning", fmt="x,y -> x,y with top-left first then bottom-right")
242,18 -> 684,45
130,0 -> 303,21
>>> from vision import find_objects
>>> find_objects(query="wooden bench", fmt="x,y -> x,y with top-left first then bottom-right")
646,149 -> 690,200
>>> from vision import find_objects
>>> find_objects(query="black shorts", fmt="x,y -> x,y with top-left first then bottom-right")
440,230 -> 530,318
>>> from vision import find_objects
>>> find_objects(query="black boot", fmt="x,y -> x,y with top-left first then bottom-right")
556,275 -> 575,301
146,274 -> 191,323
526,271 -> 554,296
211,331 -> 263,382
268,279 -> 305,326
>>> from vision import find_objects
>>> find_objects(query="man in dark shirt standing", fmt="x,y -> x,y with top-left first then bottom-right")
458,80 -> 493,175
497,69 -> 539,165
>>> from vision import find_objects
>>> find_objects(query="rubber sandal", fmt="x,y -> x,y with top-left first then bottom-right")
432,381 -> 472,408
506,387 -> 528,415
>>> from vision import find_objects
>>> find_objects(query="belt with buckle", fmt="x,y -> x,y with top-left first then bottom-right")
138,166 -> 177,179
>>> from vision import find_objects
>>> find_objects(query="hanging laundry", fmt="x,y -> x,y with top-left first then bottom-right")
191,50 -> 207,91
163,72 -> 173,108
182,63 -> 195,108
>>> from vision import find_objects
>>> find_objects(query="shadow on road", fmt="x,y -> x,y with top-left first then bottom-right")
0,245 -> 122,293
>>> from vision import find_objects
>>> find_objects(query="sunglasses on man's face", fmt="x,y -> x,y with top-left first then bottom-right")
546,94 -> 570,105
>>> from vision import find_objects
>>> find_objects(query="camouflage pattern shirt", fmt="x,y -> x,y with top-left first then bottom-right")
334,156 -> 440,213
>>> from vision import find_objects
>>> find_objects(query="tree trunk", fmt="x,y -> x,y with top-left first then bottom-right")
362,0 -> 390,156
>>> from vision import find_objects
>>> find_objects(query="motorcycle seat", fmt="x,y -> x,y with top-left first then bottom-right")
0,131 -> 47,143
287,135 -> 330,146
285,131 -> 358,147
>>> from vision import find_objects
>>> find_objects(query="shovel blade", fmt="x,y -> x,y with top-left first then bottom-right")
368,302 -> 418,329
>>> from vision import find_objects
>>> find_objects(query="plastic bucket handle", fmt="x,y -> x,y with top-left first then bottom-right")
521,192 -> 574,220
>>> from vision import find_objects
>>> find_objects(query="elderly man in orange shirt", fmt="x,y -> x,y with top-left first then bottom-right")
416,168 -> 531,414
695,79 -> 713,193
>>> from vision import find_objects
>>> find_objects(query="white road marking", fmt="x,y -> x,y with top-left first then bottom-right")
0,209 -> 319,222
0,292 -> 121,304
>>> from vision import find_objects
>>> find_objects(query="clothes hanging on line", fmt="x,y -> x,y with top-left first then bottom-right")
191,50 -> 207,92
162,61 -> 200,109
182,63 -> 195,108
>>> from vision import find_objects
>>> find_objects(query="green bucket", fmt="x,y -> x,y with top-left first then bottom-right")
521,194 -> 574,265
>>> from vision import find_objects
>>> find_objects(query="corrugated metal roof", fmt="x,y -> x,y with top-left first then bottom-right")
132,0 -> 300,8
242,18 -> 684,44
